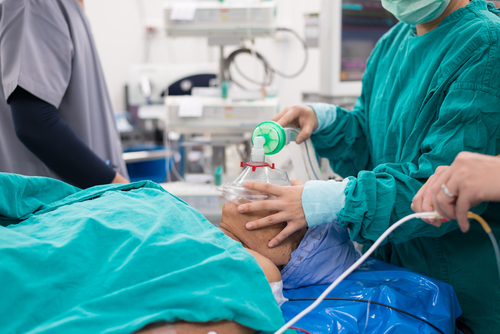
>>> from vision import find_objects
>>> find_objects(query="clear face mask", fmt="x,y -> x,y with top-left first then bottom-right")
219,134 -> 291,205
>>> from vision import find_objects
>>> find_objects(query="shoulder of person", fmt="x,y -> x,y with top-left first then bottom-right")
459,4 -> 500,46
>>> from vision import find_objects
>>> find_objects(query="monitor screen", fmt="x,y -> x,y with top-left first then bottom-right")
341,0 -> 398,81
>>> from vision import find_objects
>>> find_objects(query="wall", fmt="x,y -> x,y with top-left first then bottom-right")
84,0 -> 321,112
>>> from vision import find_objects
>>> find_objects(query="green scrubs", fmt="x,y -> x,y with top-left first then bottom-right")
0,173 -> 288,334
311,1 -> 500,333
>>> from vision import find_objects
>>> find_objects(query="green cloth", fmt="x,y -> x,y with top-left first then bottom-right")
0,173 -> 288,334
311,1 -> 500,333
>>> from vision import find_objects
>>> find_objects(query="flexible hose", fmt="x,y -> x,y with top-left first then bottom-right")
224,27 -> 309,88
467,212 -> 500,282
290,128 -> 320,180
275,211 -> 500,334
274,211 -> 441,334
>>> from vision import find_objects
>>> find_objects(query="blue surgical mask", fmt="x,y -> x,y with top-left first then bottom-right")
382,0 -> 451,25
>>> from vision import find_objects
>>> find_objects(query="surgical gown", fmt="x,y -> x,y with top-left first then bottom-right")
310,1 -> 500,333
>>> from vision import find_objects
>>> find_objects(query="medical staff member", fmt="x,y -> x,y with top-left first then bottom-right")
413,152 -> 500,232
0,0 -> 128,189
237,0 -> 500,332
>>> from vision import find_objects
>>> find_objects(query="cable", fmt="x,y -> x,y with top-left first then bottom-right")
274,211 -> 444,334
289,326 -> 312,334
287,298 -> 445,334
232,50 -> 274,87
224,49 -> 275,88
164,130 -> 185,183
303,139 -> 321,180
245,6 -> 260,84
275,211 -> 500,334
467,212 -> 500,281
290,129 -> 320,180
223,27 -> 309,88
272,28 -> 309,78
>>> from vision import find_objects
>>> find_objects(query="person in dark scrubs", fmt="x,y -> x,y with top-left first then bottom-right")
0,0 -> 129,188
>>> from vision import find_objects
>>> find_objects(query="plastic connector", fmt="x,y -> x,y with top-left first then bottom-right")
251,136 -> 266,162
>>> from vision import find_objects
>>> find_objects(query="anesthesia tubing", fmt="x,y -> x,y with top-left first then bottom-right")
274,211 -> 500,334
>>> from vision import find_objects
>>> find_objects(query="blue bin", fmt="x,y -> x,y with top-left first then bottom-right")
125,145 -> 172,183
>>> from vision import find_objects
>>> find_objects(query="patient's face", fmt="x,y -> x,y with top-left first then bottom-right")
219,201 -> 307,267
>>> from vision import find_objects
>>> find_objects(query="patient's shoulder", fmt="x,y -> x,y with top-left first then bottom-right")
246,248 -> 282,283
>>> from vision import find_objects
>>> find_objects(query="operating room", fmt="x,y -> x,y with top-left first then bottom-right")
2,0 -> 500,333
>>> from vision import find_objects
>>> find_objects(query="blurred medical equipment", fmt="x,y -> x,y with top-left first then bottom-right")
151,1 -> 310,220
128,63 -> 218,107
121,63 -> 218,150
122,63 -> 219,185
164,0 -> 307,90
275,211 -> 500,334
303,13 -> 319,48
125,1 -> 312,223
164,96 -> 279,134
304,0 -> 397,106
165,1 -> 276,39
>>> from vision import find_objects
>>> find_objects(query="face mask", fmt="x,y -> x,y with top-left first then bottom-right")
382,0 -> 451,25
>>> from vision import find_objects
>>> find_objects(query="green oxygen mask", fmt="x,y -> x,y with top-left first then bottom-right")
250,121 -> 297,155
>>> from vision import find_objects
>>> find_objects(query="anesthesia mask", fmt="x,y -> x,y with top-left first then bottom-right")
219,123 -> 294,205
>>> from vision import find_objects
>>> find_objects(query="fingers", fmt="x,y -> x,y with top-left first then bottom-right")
433,175 -> 458,222
296,123 -> 313,144
412,166 -> 449,226
412,164 -> 472,233
434,194 -> 456,222
242,181 -> 284,197
454,194 -> 471,233
429,168 -> 454,222
421,176 -> 440,226
245,211 -> 288,230
291,178 -> 305,186
268,222 -> 306,248
238,199 -> 283,215
272,106 -> 300,128
412,182 -> 427,213
271,107 -> 291,125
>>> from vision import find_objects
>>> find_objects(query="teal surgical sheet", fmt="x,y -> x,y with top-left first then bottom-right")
0,173 -> 287,334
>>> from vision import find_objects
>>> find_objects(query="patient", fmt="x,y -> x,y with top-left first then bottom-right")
0,174 -> 286,334
219,201 -> 357,290
1,172 -> 355,334
136,201 -> 357,334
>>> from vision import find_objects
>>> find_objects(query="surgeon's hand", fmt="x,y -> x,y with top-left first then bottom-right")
412,152 -> 500,232
272,105 -> 318,144
411,165 -> 449,227
238,179 -> 307,248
